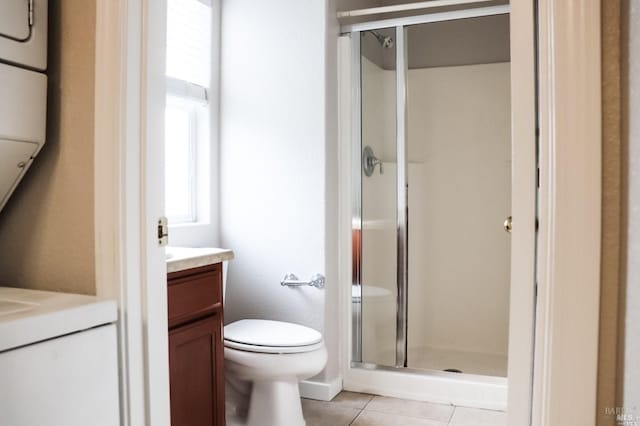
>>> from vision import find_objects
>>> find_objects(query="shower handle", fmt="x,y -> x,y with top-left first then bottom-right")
369,157 -> 383,174
363,145 -> 384,177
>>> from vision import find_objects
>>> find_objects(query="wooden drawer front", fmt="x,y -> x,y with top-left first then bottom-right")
168,268 -> 221,328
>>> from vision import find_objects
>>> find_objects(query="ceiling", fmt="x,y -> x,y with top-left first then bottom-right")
359,12 -> 510,70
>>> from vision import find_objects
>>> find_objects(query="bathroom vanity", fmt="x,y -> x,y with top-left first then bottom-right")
166,247 -> 233,426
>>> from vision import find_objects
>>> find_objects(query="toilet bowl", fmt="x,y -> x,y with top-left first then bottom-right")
223,319 -> 327,426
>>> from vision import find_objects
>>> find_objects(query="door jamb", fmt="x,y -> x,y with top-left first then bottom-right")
532,1 -> 602,424
94,1 -> 170,425
338,2 -> 602,424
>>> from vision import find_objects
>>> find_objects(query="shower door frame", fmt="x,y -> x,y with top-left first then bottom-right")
346,1 -> 513,388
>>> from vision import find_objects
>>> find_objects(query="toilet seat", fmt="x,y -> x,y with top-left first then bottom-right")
224,319 -> 323,354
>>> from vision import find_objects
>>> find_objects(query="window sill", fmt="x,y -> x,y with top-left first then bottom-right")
169,221 -> 211,229
168,221 -> 217,248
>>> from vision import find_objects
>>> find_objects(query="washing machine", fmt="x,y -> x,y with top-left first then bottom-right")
0,0 -> 47,70
0,287 -> 120,426
0,0 -> 48,212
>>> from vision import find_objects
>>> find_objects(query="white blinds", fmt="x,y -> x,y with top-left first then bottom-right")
166,0 -> 212,89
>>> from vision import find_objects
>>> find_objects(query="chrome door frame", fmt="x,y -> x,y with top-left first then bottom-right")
347,4 -> 510,370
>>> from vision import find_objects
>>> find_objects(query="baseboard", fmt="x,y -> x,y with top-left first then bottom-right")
299,376 -> 343,401
343,367 -> 507,411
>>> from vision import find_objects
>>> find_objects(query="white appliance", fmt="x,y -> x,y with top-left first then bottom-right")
0,287 -> 120,426
0,0 -> 48,212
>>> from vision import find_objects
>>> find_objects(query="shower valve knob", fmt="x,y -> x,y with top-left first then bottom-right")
363,146 -> 383,177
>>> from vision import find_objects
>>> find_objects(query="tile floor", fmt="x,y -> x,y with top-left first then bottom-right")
301,392 -> 506,426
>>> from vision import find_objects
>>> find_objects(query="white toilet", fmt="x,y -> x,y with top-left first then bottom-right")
222,265 -> 327,426
224,319 -> 327,426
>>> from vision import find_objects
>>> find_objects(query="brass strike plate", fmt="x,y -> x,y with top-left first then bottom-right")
158,217 -> 169,246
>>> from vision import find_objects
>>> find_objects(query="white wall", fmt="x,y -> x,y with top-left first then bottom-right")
220,0 -> 339,387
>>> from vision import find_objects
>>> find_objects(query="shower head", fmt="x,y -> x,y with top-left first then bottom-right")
370,30 -> 394,49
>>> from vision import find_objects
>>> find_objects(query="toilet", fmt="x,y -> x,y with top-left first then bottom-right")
223,319 -> 327,426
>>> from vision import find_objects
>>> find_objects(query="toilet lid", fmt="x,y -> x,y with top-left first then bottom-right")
224,319 -> 322,348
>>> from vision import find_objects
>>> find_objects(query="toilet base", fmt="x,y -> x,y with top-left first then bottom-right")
225,377 -> 306,426
223,338 -> 327,426
247,379 -> 305,426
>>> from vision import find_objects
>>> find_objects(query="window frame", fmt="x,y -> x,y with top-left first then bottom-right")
163,0 -> 220,247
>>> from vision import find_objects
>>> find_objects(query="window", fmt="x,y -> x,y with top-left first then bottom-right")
166,0 -> 211,88
165,0 -> 212,225
165,103 -> 196,223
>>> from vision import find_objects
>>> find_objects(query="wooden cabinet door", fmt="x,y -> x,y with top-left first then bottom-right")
169,315 -> 225,426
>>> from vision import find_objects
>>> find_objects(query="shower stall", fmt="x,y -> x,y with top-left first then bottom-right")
341,2 -> 514,409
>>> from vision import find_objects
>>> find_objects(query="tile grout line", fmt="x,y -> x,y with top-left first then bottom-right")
360,408 -> 453,424
447,405 -> 457,425
351,395 -> 371,425
360,395 -> 459,425
348,406 -> 365,425
307,394 -> 505,426
346,395 -> 373,425
362,395 -> 374,410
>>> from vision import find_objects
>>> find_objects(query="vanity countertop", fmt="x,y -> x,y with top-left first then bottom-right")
166,246 -> 234,274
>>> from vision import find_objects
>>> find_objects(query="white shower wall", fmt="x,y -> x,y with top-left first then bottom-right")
360,59 -> 511,376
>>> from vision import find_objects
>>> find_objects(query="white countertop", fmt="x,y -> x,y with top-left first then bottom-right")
0,287 -> 117,352
166,246 -> 234,273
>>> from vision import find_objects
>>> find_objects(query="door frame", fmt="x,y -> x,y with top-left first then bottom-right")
94,0 -> 170,425
339,8 -> 511,410
338,1 -> 601,424
532,1 -> 601,425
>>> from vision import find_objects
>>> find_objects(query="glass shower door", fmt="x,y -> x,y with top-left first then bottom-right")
352,14 -> 511,376
404,17 -> 511,377
356,28 -> 399,367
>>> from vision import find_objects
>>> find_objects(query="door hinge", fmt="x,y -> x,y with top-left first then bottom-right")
158,217 -> 169,247
28,0 -> 34,26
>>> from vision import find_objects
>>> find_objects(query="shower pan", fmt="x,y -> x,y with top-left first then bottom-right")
342,1 -> 519,411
